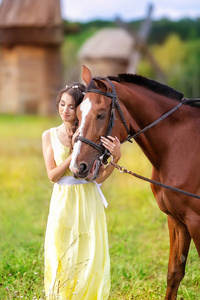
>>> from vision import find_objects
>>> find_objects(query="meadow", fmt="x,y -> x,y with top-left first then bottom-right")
0,115 -> 199,299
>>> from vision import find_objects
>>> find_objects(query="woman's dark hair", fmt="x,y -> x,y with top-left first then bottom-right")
56,82 -> 86,109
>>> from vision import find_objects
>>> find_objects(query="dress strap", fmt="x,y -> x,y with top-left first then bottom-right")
49,127 -> 59,153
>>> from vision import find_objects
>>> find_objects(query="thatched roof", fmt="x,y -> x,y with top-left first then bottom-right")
79,28 -> 134,60
0,0 -> 63,45
0,0 -> 62,27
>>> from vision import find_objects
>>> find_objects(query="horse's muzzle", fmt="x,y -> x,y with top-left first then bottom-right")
72,158 -> 101,181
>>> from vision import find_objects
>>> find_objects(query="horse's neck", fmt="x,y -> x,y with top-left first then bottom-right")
119,85 -> 176,167
121,84 -> 169,125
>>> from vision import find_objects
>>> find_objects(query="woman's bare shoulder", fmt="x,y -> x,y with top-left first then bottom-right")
42,129 -> 51,142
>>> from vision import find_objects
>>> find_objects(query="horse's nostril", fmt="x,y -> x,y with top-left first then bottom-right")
79,163 -> 88,173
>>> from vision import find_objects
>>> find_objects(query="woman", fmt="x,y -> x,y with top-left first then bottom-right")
42,83 -> 121,299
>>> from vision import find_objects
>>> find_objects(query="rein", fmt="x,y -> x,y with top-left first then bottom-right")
110,161 -> 200,200
124,98 -> 187,143
75,77 -> 200,199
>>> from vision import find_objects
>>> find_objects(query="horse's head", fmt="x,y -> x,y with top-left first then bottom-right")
69,66 -> 130,181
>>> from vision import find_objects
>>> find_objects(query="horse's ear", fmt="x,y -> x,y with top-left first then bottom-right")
82,65 -> 92,85
93,78 -> 107,92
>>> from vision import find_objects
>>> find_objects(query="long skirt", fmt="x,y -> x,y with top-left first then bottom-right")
44,181 -> 110,300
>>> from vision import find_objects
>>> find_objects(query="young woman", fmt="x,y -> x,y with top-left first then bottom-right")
42,83 -> 121,299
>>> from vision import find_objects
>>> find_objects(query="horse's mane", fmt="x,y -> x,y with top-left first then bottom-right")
107,74 -> 200,107
87,74 -> 200,107
108,74 -> 184,101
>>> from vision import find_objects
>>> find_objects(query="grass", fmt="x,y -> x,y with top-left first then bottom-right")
0,115 -> 199,299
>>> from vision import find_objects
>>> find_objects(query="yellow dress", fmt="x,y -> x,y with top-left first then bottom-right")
44,128 -> 110,300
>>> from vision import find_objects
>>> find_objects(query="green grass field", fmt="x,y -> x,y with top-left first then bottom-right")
0,115 -> 199,299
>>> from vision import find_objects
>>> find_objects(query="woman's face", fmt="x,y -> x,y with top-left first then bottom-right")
58,92 -> 77,123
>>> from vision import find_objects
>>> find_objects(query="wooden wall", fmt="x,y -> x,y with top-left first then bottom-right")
0,45 -> 62,114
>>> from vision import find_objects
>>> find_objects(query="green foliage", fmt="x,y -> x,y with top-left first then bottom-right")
138,33 -> 200,97
153,34 -> 185,72
63,19 -> 115,33
140,34 -> 186,85
61,18 -> 200,97
63,18 -> 200,45
178,39 -> 200,97
0,115 -> 199,299
149,18 -> 200,44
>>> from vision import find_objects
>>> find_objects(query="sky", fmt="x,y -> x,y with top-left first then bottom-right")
60,0 -> 200,22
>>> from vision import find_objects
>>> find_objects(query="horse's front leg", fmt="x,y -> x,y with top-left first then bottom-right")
165,214 -> 191,300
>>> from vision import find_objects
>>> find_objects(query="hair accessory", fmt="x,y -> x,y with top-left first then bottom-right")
66,84 -> 85,95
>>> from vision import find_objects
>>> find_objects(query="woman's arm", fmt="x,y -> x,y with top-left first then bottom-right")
42,130 -> 72,183
96,136 -> 121,184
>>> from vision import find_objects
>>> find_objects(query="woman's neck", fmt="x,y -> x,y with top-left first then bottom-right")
56,122 -> 76,148
62,122 -> 76,135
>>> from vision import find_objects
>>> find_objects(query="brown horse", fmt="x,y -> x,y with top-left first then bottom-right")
69,65 -> 200,299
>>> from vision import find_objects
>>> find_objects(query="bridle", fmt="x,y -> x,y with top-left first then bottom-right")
75,78 -> 131,163
75,77 -> 200,199
75,77 -> 190,164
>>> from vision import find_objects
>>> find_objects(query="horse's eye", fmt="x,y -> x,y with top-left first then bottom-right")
97,113 -> 106,120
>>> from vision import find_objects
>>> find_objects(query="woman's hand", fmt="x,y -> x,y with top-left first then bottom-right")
96,136 -> 121,184
100,136 -> 121,162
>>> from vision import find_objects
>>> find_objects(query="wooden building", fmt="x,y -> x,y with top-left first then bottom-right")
0,0 -> 63,114
78,28 -> 135,78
